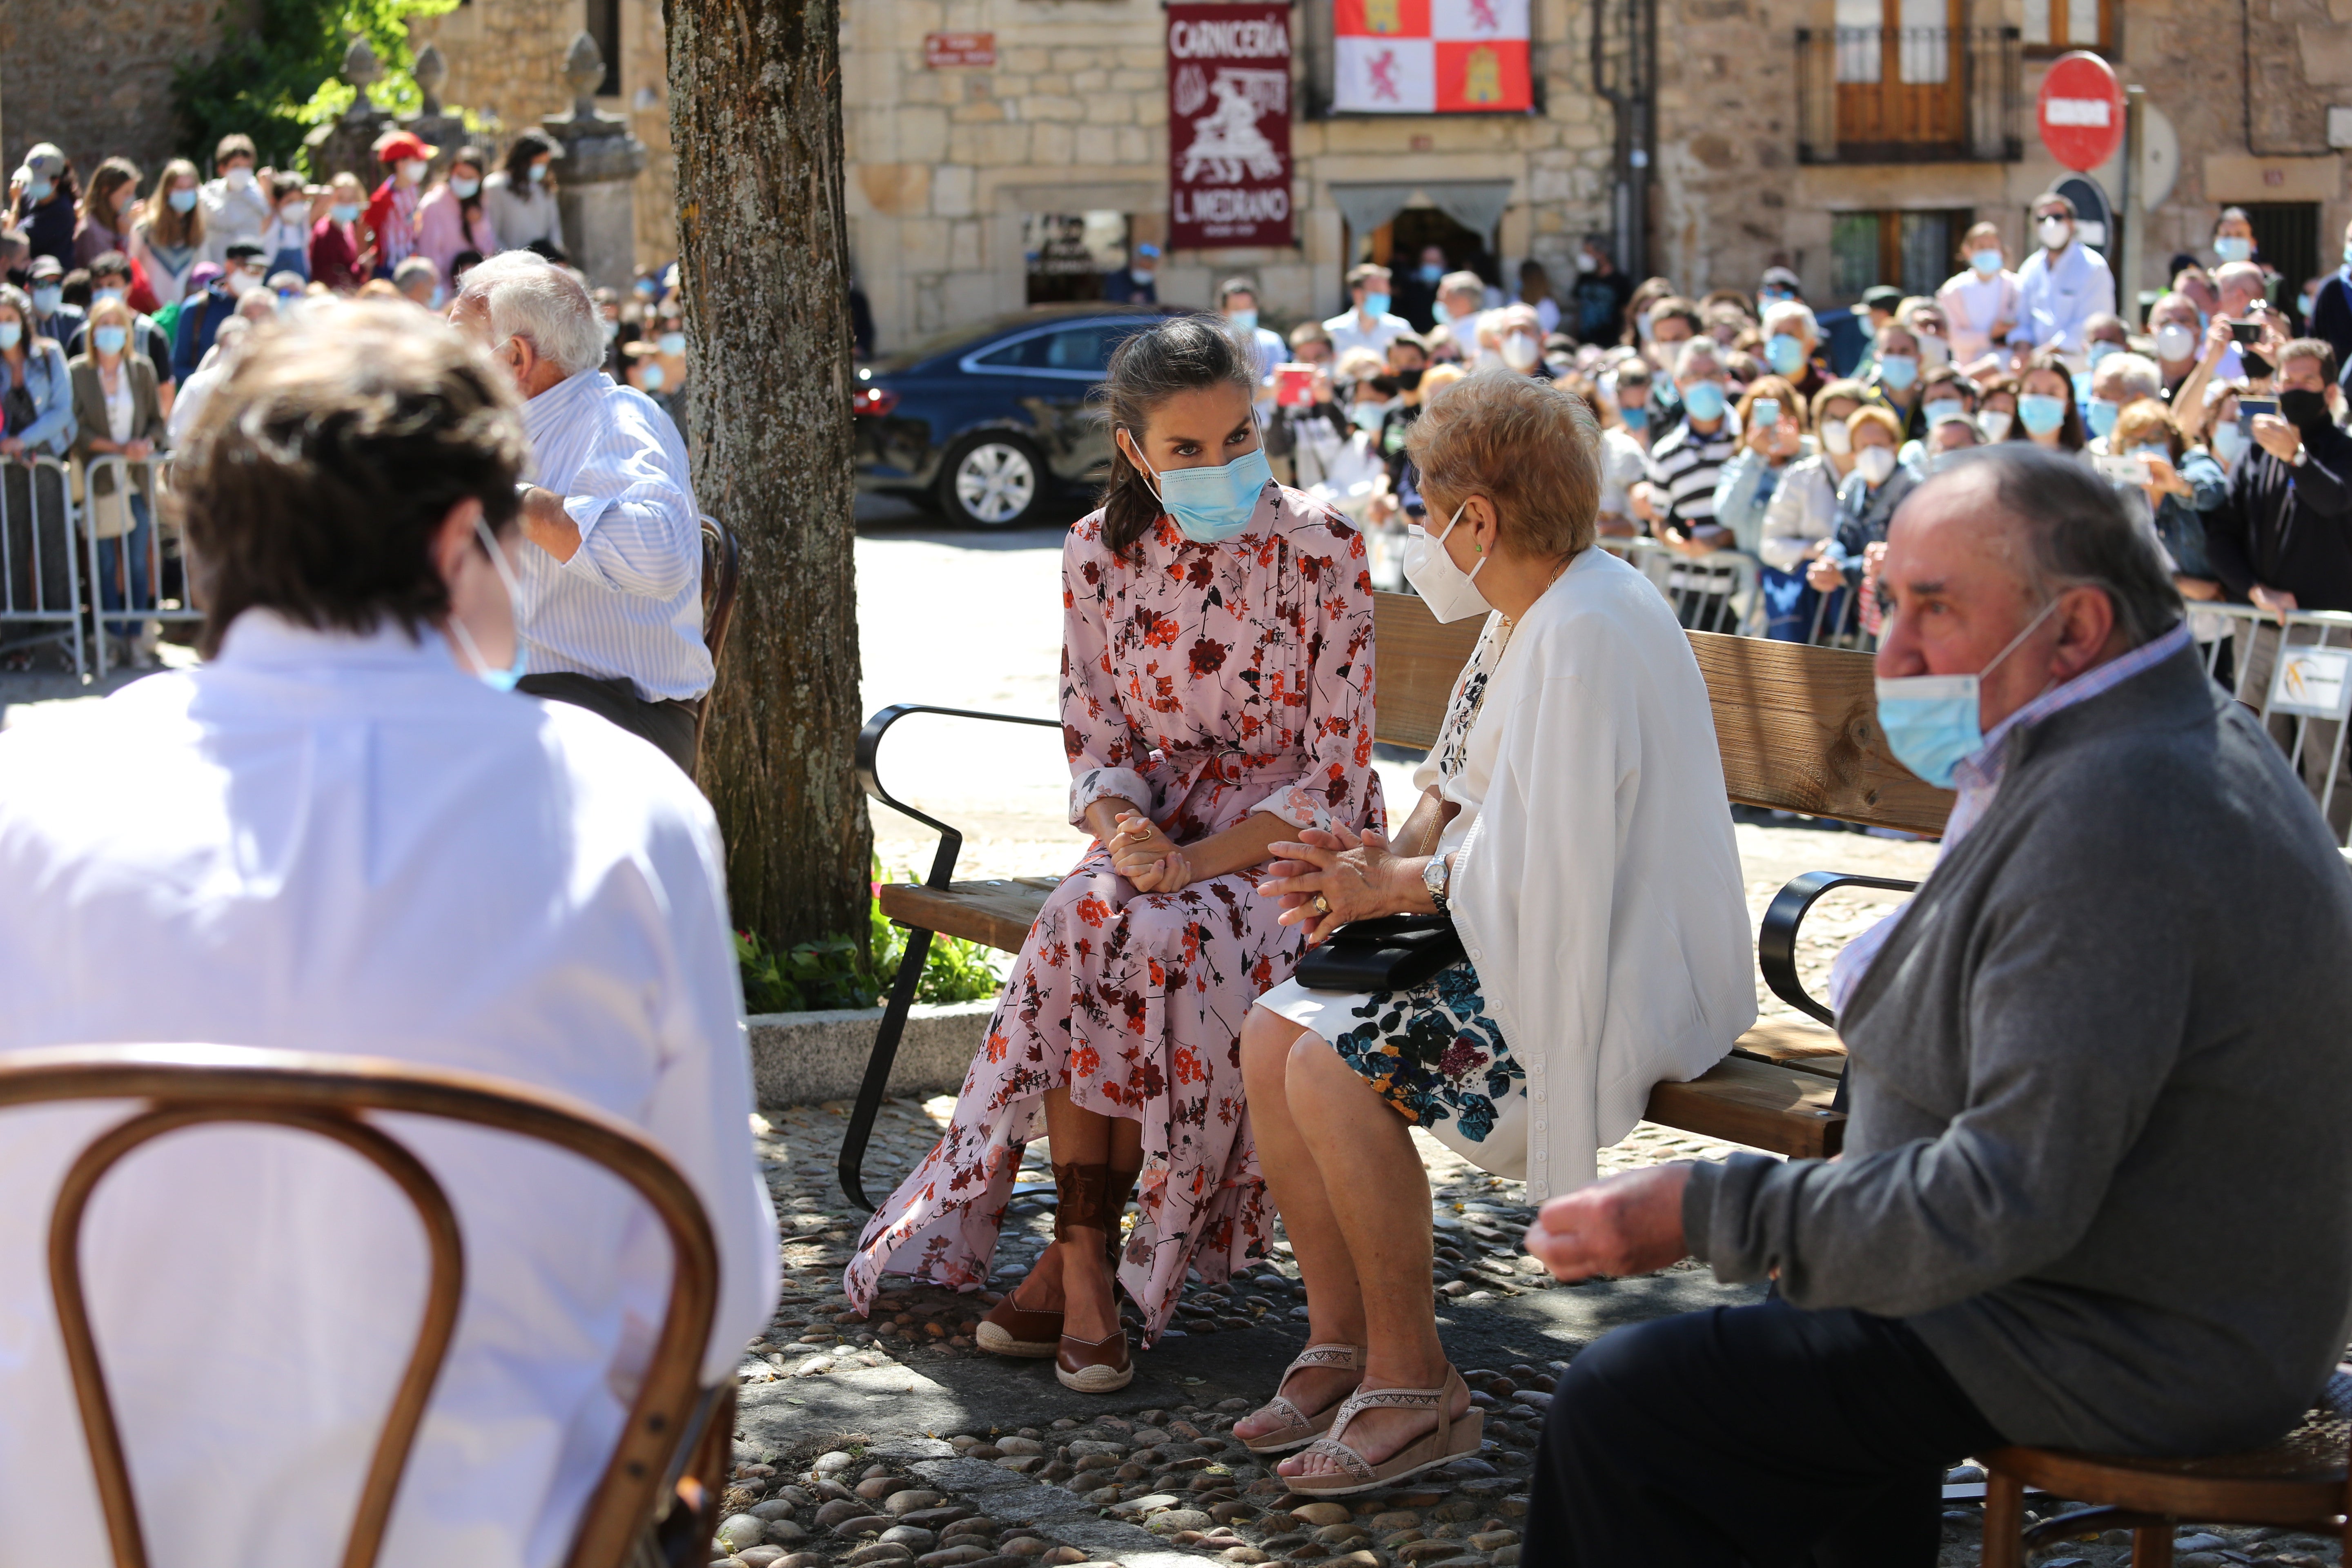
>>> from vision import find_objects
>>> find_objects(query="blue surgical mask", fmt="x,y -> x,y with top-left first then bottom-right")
1227,309 -> 1258,334
331,201 -> 361,224
658,331 -> 686,356
2212,423 -> 2250,465
1969,249 -> 2003,276
30,286 -> 58,315
1362,292 -> 1391,318
1876,354 -> 1918,391
1618,403 -> 1649,431
1418,264 -> 1443,285
528,161 -> 549,184
1923,398 -> 1965,429
25,179 -> 52,204
1350,399 -> 1390,431
451,176 -> 481,199
639,362 -> 666,391
93,324 -> 128,355
2087,340 -> 2118,367
445,511 -> 529,691
2085,397 -> 2119,439
93,288 -> 125,309
1131,268 -> 1154,286
1126,436 -> 1274,543
0,322 -> 22,350
2017,392 -> 2067,436
1681,380 -> 1728,423
2215,235 -> 2253,265
1874,599 -> 2062,787
167,187 -> 198,214
1765,334 -> 1807,376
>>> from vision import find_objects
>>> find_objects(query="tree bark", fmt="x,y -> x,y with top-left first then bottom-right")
666,0 -> 869,950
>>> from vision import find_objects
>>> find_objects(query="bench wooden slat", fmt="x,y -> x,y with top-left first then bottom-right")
1371,592 -> 1484,751
1728,1016 -> 1847,1080
878,877 -> 1062,954
1645,1056 -> 1846,1160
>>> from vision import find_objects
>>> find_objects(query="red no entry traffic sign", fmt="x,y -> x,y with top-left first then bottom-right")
2038,51 -> 2124,172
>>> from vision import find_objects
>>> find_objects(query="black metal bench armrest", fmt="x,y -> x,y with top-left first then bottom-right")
1756,869 -> 1921,1029
842,704 -> 1059,1214
857,703 -> 1062,891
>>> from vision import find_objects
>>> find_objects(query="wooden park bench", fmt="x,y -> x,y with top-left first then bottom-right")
837,588 -> 1953,1212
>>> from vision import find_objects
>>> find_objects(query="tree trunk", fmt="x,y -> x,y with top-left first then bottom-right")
666,0 -> 869,951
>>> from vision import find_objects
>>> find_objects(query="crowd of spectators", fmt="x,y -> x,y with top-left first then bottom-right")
0,132 -> 694,669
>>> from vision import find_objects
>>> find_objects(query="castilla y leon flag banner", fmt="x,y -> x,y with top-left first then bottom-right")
1334,0 -> 1532,114
1167,2 -> 1296,249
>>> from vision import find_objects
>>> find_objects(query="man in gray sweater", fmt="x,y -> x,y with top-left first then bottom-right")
1516,445 -> 2352,1566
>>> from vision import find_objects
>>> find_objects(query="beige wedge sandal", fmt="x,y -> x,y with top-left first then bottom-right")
1240,1343 -> 1368,1455
1283,1367 -> 1485,1497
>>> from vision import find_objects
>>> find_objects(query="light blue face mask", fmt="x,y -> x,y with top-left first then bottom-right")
1362,292 -> 1391,318
1765,334 -> 1807,377
1969,249 -> 2003,276
1227,308 -> 1258,334
1877,354 -> 1919,391
2085,397 -> 2119,439
444,510 -> 529,691
92,325 -> 128,355
1126,434 -> 1273,543
1418,264 -> 1443,285
2087,340 -> 2118,367
2215,235 -> 2254,265
1680,379 -> 1728,423
1923,398 -> 1965,430
31,286 -> 59,315
167,187 -> 198,214
2212,423 -> 2250,465
1874,598 -> 2060,787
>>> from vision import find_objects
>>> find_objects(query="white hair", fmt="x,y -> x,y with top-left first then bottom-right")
1674,336 -> 1724,378
392,255 -> 439,288
1762,299 -> 1819,343
455,251 -> 603,377
2096,351 -> 2163,403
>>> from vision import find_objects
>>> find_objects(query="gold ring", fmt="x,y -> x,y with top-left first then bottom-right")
1313,894 -> 1331,915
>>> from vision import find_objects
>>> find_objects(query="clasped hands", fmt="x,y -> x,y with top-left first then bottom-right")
1108,811 -> 1191,893
1257,820 -> 1421,946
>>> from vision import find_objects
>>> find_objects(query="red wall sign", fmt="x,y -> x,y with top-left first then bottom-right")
1167,3 -> 1296,249
2037,51 -> 2124,172
924,32 -> 996,68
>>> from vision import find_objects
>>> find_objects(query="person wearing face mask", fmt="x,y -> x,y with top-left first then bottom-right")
1394,244 -> 1451,331
1758,299 -> 1827,400
72,156 -> 145,272
1522,441 -> 2352,1568
361,130 -> 435,281
2008,191 -> 2116,355
1806,404 -> 1919,641
68,294 -> 169,666
2008,354 -> 2088,454
1901,301 -> 1954,375
0,282 -> 76,627
446,252 -> 708,776
2107,399 -> 2226,616
1572,235 -> 1633,344
2211,207 -> 2261,272
9,144 -> 78,269
2144,292 -> 2208,399
67,251 -> 177,414
415,147 -> 500,284
1973,373 -> 2019,443
1633,336 -> 1740,564
1431,270 -> 1492,347
254,174 -> 315,282
1711,374 -> 1809,562
1323,263 -> 1410,360
24,255 -> 82,348
1100,240 -> 1161,305
1865,322 -> 1929,441
1759,381 -> 1868,640
2081,350 -> 2161,454
172,241 -> 266,382
1937,221 -> 2021,371
129,158 -> 207,305
480,130 -> 566,255
197,134 -> 274,263
1491,302 -> 1551,381
1234,372 -> 1751,1491
0,301 -> 779,1568
1640,297 -> 1702,432
847,315 -> 1382,1395
1592,357 -> 1655,536
307,172 -> 368,294
1217,276 -> 1288,392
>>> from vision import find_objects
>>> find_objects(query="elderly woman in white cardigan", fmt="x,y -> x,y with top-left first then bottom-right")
1227,372 -> 1756,1494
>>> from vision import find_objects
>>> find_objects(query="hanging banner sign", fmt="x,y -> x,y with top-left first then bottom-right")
1333,0 -> 1533,114
1167,2 -> 1296,249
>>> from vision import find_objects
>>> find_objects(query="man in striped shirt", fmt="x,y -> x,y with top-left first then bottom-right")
1634,336 -> 1742,628
451,252 -> 710,773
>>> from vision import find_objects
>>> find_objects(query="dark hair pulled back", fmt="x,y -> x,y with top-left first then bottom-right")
1096,314 -> 1257,558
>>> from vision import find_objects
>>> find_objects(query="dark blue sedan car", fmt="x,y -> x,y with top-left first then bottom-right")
853,303 -> 1187,528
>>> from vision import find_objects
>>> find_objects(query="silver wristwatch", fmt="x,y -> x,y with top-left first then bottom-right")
1422,853 -> 1452,916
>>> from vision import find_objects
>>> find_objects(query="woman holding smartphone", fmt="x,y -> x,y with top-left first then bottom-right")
1709,375 -> 1806,559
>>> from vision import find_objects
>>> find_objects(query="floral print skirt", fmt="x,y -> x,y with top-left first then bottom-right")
1260,959 -> 1529,1179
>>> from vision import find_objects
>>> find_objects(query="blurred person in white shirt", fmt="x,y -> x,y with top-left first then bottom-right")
0,299 -> 775,1568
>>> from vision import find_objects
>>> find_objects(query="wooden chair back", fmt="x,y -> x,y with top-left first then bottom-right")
0,1043 -> 721,1568
1370,591 -> 1951,835
695,514 -> 743,780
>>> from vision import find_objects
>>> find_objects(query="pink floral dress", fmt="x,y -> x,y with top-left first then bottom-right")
846,483 -> 1382,1341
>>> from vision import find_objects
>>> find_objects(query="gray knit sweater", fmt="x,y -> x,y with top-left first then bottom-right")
1684,645 -> 2352,1454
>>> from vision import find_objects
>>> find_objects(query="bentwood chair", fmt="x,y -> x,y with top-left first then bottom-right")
693,514 -> 742,782
1980,1369 -> 2352,1567
0,1043 -> 731,1568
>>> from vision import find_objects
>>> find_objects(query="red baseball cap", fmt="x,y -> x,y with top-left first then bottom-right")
374,129 -> 439,164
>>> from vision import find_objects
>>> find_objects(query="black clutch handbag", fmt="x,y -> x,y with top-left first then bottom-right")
1294,915 -> 1467,993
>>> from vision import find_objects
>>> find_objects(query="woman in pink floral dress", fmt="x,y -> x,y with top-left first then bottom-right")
846,318 -> 1382,1391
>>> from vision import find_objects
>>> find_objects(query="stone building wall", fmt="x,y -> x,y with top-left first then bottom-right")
0,0 -> 236,187
404,0 -> 678,272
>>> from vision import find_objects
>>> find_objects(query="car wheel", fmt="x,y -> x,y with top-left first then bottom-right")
938,435 -> 1046,528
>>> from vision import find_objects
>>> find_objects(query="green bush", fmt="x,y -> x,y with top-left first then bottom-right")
734,867 -> 1008,1014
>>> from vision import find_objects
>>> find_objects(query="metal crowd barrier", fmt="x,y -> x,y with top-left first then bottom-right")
80,455 -> 200,679
0,454 -> 85,677
2187,601 -> 2352,851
